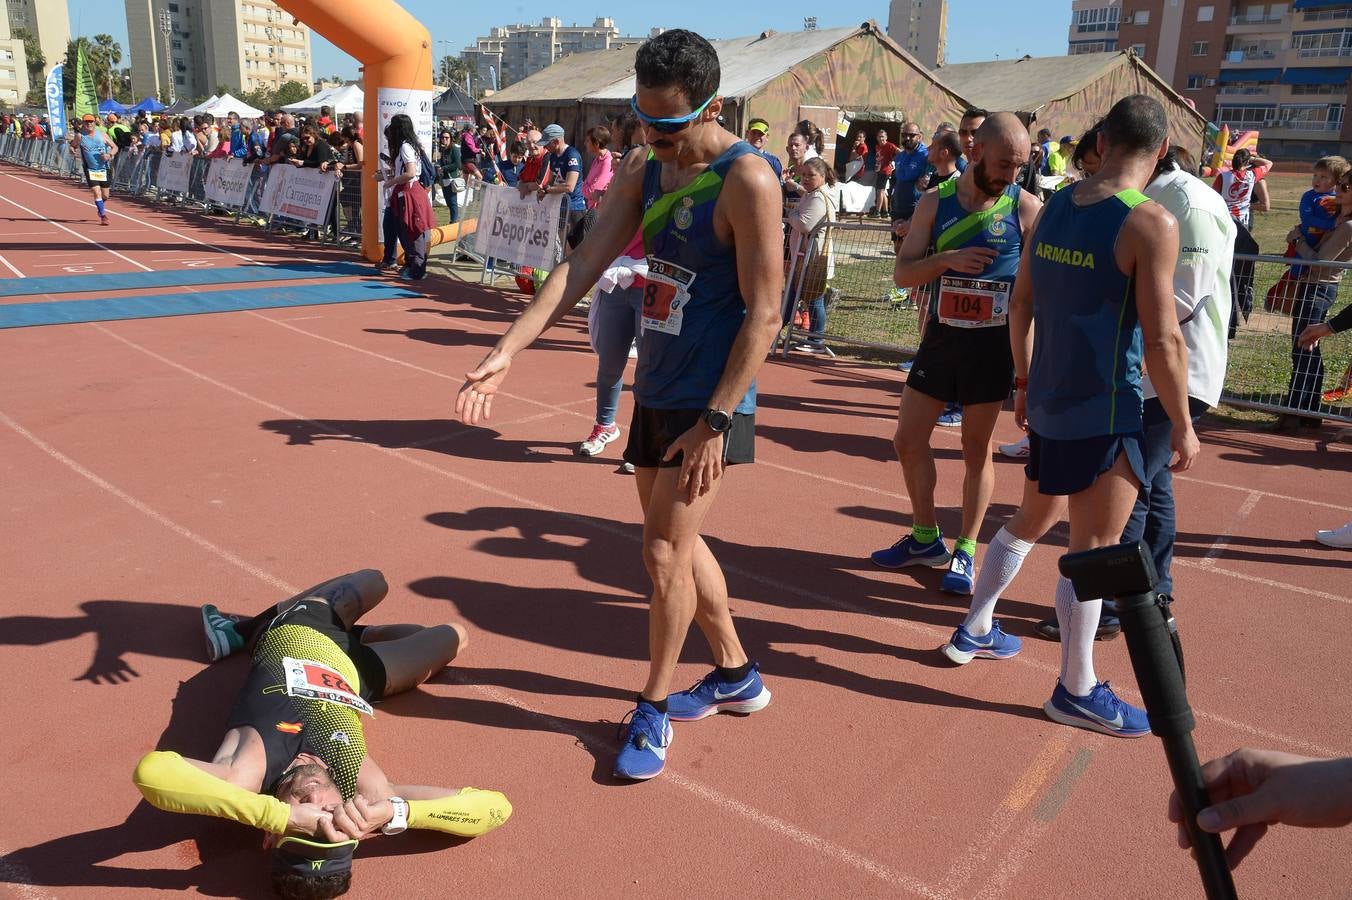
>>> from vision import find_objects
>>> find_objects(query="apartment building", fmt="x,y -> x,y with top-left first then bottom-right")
6,0 -> 71,86
1117,0 -> 1352,158
888,0 -> 948,68
126,0 -> 313,102
462,18 -> 651,92
0,12 -> 27,108
1067,0 -> 1121,55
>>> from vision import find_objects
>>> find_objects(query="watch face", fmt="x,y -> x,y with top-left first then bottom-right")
706,410 -> 733,433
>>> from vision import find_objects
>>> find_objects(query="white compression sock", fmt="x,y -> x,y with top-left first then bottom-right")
962,526 -> 1034,636
1055,575 -> 1100,696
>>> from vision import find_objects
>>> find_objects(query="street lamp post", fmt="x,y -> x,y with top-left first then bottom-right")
435,39 -> 453,85
158,9 -> 174,103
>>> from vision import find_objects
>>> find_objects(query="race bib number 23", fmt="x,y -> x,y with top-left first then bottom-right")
282,657 -> 374,716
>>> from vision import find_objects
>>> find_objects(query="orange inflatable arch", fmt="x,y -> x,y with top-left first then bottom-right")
274,0 -> 433,261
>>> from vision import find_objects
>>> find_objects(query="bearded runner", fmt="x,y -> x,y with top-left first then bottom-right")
875,113 -> 1042,614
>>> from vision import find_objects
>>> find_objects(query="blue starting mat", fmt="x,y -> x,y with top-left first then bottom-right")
0,280 -> 421,329
0,261 -> 376,298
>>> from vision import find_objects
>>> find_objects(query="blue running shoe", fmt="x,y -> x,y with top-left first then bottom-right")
898,359 -> 915,373
613,701 -> 673,780
871,533 -> 951,569
936,403 -> 964,427
1043,681 -> 1151,738
667,664 -> 772,722
940,549 -> 975,594
941,621 -> 1022,664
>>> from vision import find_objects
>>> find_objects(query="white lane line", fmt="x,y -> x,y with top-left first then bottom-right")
0,192 -> 152,272
0,253 -> 25,278
0,383 -> 939,899
1200,490 -> 1263,567
90,323 -> 1348,759
1175,557 -> 1352,606
1176,473 -> 1352,513
0,172 -> 257,265
31,261 -> 118,268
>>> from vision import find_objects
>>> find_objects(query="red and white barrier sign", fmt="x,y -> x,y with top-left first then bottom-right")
156,153 -> 192,194
259,165 -> 338,226
205,158 -> 252,208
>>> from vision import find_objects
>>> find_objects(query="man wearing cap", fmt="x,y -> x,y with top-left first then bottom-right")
745,118 -> 783,178
536,123 -> 589,249
71,116 -> 117,224
1049,135 -> 1075,180
133,569 -> 511,899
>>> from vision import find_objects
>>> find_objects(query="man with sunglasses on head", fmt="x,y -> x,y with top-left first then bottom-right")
133,570 -> 511,898
457,29 -> 783,782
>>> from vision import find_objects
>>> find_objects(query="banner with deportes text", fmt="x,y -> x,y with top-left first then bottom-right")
156,153 -> 192,194
205,158 -> 252,208
45,65 -> 66,141
471,183 -> 564,271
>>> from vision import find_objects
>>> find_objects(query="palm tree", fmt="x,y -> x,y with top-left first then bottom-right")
93,34 -> 123,100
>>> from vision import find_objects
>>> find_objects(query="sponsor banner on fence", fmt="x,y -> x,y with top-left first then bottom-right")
156,153 -> 192,194
260,165 -> 337,225
472,183 -> 564,271
206,158 -> 252,207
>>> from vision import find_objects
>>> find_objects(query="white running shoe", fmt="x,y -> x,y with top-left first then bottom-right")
628,341 -> 638,359
577,423 -> 620,456
998,436 -> 1030,459
1316,522 -> 1352,549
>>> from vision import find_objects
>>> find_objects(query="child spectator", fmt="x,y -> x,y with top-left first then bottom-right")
1300,155 -> 1347,246
1213,148 -> 1273,229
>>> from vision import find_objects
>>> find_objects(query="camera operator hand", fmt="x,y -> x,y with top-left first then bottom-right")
1168,748 -> 1352,870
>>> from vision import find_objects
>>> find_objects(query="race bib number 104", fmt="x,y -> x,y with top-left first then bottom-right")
938,276 -> 1010,328
282,657 -> 374,716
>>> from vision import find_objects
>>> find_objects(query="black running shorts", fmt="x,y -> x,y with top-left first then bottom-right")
623,405 -> 755,469
905,321 -> 1014,406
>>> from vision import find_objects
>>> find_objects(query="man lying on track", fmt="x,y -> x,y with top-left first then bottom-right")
132,569 -> 511,899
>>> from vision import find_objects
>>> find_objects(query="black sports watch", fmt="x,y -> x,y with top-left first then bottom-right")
702,408 -> 733,434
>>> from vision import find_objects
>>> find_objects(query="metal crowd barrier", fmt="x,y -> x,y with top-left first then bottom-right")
780,221 -> 1352,425
0,136 -> 354,250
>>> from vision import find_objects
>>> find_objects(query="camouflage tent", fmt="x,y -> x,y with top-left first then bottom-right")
484,21 -> 970,167
934,50 -> 1207,155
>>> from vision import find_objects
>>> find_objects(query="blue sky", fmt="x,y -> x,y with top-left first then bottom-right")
66,0 -> 1068,81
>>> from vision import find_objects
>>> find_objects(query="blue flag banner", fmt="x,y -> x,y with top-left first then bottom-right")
45,64 -> 66,141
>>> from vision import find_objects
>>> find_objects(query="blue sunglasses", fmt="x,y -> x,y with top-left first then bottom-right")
630,92 -> 717,134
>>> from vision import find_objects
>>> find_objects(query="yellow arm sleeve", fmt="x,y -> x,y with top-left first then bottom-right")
407,788 -> 512,837
132,750 -> 291,835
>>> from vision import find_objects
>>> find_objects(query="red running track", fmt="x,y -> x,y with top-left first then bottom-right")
0,163 -> 1349,898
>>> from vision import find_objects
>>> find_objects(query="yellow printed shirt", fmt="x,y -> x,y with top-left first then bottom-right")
225,612 -> 370,799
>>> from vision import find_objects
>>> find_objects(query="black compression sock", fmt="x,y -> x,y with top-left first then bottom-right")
637,693 -> 668,714
717,661 -> 754,683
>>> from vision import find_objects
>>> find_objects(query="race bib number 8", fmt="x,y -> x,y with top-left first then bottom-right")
282,656 -> 374,716
87,169 -> 108,183
642,258 -> 697,336
938,276 -> 1010,328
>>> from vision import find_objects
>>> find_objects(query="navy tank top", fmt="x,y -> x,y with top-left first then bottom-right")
927,180 -> 1023,328
1027,186 -> 1150,440
637,141 -> 757,414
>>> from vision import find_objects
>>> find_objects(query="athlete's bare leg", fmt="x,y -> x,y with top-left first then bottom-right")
636,467 -> 747,671
956,400 -> 1005,540
634,465 -> 743,701
367,623 -> 467,696
893,388 -> 947,528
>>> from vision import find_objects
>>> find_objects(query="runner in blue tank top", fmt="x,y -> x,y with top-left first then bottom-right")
942,96 -> 1200,739
71,116 -> 117,225
456,30 -> 784,782
874,113 -> 1042,604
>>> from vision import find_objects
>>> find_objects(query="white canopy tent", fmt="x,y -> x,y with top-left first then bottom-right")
182,95 -> 219,115
281,83 -> 364,117
192,93 -> 265,119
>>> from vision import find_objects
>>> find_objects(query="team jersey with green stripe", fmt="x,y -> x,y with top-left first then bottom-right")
926,180 -> 1023,324
636,141 -> 756,414
1027,187 -> 1150,440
